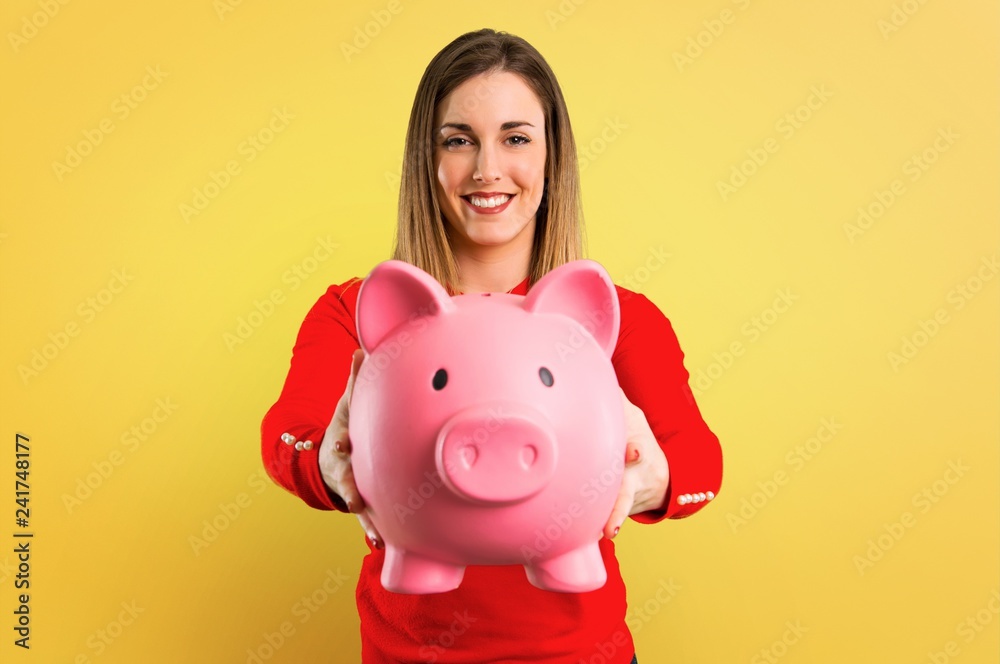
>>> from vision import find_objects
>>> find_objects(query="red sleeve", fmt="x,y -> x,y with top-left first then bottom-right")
612,287 -> 723,522
260,278 -> 363,512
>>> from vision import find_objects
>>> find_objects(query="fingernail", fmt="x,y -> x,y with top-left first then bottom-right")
346,500 -> 356,512
612,526 -> 620,538
630,449 -> 640,462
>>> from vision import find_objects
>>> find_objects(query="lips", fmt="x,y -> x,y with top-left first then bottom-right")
462,193 -> 514,214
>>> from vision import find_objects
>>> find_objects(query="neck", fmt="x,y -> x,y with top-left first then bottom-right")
453,242 -> 532,295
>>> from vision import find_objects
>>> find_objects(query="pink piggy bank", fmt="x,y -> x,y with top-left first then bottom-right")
349,259 -> 626,594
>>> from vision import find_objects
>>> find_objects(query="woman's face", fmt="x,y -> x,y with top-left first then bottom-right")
433,71 -> 547,256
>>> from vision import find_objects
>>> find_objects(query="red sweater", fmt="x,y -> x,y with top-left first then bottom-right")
261,273 -> 723,663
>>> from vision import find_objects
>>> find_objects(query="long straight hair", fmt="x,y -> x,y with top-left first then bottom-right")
391,29 -> 584,292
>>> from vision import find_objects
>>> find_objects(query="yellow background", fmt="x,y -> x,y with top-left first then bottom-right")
1,0 -> 997,662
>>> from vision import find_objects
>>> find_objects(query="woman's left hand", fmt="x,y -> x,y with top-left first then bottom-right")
604,388 -> 670,539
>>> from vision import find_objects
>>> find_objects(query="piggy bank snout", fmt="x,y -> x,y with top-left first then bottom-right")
435,404 -> 557,504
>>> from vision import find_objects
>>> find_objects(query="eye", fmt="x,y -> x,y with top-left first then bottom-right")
506,135 -> 531,146
433,368 -> 448,390
443,136 -> 471,148
539,367 -> 553,387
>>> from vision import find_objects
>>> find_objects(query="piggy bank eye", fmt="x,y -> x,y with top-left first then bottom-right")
539,367 -> 554,387
432,368 -> 448,390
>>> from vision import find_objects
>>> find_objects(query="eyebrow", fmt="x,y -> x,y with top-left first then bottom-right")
438,121 -> 535,133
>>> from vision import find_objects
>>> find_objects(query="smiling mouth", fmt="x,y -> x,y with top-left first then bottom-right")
462,193 -> 513,209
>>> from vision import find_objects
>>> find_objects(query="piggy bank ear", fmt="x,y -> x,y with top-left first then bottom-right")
523,259 -> 620,357
356,260 -> 455,354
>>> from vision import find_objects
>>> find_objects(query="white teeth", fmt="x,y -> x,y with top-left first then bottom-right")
469,194 -> 510,208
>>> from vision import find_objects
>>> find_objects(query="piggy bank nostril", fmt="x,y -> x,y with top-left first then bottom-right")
519,445 -> 537,469
459,445 -> 478,469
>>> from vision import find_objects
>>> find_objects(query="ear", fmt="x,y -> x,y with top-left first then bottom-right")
523,260 -> 620,357
355,260 -> 455,354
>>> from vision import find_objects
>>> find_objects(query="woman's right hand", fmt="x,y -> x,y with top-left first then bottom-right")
318,348 -> 383,549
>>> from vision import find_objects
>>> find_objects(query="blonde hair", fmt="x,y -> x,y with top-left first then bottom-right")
392,28 -> 583,292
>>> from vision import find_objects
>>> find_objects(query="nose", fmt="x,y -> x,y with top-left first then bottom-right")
473,144 -> 501,183
435,403 -> 557,504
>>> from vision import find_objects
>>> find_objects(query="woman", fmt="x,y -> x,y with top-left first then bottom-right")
262,28 -> 722,663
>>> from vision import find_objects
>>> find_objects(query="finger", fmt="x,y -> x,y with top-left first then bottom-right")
604,476 -> 635,539
335,465 -> 366,512
334,437 -> 352,455
355,511 -> 383,549
620,391 -> 646,436
345,349 -> 364,400
340,487 -> 366,513
329,393 -> 349,433
624,442 -> 641,465
329,352 -> 364,450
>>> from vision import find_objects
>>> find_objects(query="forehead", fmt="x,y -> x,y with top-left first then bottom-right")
436,71 -> 545,126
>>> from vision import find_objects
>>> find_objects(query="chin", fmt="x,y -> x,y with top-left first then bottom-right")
443,202 -> 536,247
462,226 -> 518,247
